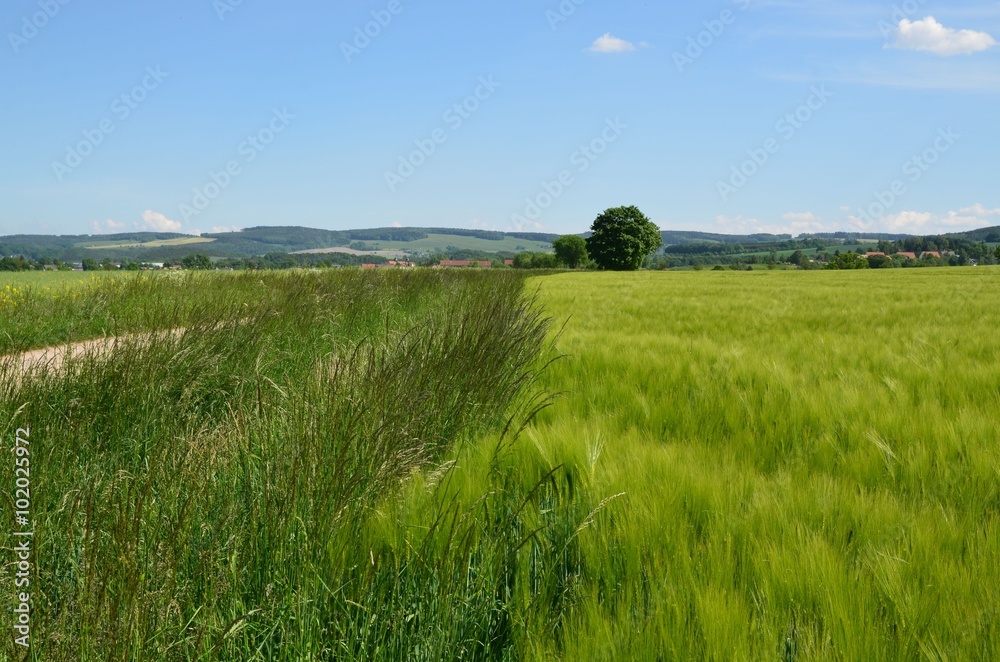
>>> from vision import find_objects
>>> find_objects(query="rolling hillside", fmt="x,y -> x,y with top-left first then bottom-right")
0,227 -> 558,262
949,225 -> 1000,243
5,223 -> 994,265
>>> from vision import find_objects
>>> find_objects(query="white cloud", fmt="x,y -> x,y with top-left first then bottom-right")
959,204 -> 1000,217
210,225 -> 242,234
889,17 -> 997,56
880,211 -> 937,231
140,210 -> 182,232
508,218 -> 543,232
782,211 -> 821,224
588,33 -> 636,54
90,219 -> 126,234
390,222 -> 403,228
717,213 -> 827,236
469,218 -> 499,231
878,205 -> 1000,233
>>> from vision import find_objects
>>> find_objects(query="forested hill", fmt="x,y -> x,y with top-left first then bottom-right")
1,224 -> 994,263
947,225 -> 1000,243
0,226 -> 561,262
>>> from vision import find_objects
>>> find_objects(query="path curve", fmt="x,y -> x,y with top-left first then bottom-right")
2,319 -> 253,379
2,329 -> 186,377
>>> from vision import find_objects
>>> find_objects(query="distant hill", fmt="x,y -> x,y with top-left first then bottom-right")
659,231 -> 794,246
948,226 -> 1000,243
0,224 -> 992,263
0,226 -> 558,262
797,232 -> 916,242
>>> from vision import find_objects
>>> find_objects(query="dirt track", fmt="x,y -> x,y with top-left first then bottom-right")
2,329 -> 186,377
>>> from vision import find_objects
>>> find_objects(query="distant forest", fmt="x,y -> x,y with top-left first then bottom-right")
1,224 -> 998,271
0,226 -> 561,263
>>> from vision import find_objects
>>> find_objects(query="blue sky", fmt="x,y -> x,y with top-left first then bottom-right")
2,0 -> 998,238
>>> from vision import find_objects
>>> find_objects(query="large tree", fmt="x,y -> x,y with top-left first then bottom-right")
181,254 -> 213,270
552,234 -> 589,269
585,206 -> 662,271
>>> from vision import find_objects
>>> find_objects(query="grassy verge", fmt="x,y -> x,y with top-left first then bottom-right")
0,272 -> 276,354
0,270 -> 556,660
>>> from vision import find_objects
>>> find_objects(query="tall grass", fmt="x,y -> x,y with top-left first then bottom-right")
510,269 -> 1000,660
3,267 -> 998,660
0,270 -> 558,660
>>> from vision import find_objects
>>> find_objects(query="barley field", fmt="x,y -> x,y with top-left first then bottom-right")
512,269 -> 1000,659
1,268 -> 998,660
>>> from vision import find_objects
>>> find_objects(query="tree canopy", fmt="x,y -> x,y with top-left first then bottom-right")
585,206 -> 662,271
825,252 -> 869,270
181,254 -> 214,270
512,252 -> 560,269
552,235 -> 589,268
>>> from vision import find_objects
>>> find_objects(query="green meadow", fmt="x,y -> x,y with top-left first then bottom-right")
355,232 -> 554,254
78,237 -> 216,250
1,268 -> 998,659
513,269 -> 1000,658
0,271 -> 125,289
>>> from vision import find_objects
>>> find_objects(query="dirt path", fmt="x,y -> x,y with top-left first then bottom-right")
3,318 -> 254,379
2,329 -> 186,377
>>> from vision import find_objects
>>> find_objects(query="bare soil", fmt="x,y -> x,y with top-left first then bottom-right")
2,329 -> 185,377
